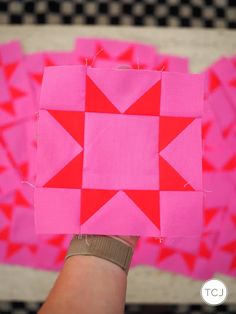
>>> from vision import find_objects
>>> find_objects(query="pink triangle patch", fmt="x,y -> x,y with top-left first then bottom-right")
36,110 -> 83,186
160,119 -> 202,191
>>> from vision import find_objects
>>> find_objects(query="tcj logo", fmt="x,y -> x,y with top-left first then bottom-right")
201,279 -> 227,305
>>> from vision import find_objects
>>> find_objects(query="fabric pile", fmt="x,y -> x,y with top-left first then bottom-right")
0,38 -> 235,280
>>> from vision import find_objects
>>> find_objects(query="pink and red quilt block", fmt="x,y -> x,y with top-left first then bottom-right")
34,65 -> 204,237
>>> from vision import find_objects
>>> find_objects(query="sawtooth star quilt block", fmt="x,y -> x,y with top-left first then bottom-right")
34,65 -> 204,237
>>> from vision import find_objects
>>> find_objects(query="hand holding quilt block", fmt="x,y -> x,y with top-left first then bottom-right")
34,65 -> 204,237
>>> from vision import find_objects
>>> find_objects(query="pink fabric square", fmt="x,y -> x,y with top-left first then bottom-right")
40,65 -> 86,111
160,191 -> 203,237
34,188 -> 81,234
82,112 -> 159,190
160,72 -> 204,117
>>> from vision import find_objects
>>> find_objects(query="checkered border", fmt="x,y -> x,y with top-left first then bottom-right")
0,302 -> 236,313
0,0 -> 235,28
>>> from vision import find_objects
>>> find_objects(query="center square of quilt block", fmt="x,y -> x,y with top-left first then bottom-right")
35,65 -> 204,237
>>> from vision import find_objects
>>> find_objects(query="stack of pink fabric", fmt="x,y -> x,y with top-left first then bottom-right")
0,38 -> 235,280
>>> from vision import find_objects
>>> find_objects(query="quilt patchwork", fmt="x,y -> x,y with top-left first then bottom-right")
34,65 -> 204,236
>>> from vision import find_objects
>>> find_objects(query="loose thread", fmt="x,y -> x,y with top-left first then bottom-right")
85,234 -> 90,246
91,48 -> 105,67
21,181 -> 35,189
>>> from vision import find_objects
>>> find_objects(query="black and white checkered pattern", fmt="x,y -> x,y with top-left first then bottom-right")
0,303 -> 236,314
0,0 -> 235,28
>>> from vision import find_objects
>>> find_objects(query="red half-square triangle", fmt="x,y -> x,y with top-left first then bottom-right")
18,162 -> 28,179
0,226 -> 9,240
47,235 -> 65,246
221,240 -> 236,254
222,156 -> 236,170
155,59 -> 169,71
80,189 -> 117,225
202,158 -> 216,171
158,247 -> 175,262
48,110 -> 84,146
28,244 -> 37,254
125,80 -> 161,116
117,47 -> 133,62
96,44 -> 110,59
199,241 -> 211,258
15,190 -> 30,207
230,256 -> 236,271
6,243 -> 23,258
86,75 -> 120,113
44,152 -> 83,189
181,252 -> 195,271
55,249 -> 67,263
229,78 -> 236,88
209,71 -> 221,93
31,72 -> 43,85
204,208 -> 218,226
44,57 -> 55,67
231,215 -> 236,227
4,62 -> 18,80
159,156 -> 194,191
159,117 -> 194,151
10,86 -> 26,99
0,204 -> 13,220
0,101 -> 15,115
124,190 -> 160,229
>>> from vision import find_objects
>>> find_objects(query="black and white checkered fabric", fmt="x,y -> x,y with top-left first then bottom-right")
0,0 -> 235,28
0,303 -> 236,314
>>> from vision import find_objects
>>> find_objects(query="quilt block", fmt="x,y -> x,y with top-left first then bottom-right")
34,65 -> 204,237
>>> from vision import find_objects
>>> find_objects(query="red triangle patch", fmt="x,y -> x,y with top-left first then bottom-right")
86,75 -> 120,113
125,190 -> 160,229
159,156 -> 194,191
158,247 -> 175,262
6,243 -> 23,258
221,240 -> 236,254
199,241 -> 211,259
0,101 -> 15,115
204,208 -> 218,226
31,72 -> 43,85
202,158 -> 216,171
125,80 -> 161,116
202,122 -> 211,139
0,204 -> 13,220
80,189 -> 117,225
231,214 -> 236,227
47,235 -> 65,246
159,117 -> 193,151
96,44 -> 110,59
15,191 -> 30,207
48,110 -> 84,146
209,71 -> 221,93
117,47 -> 133,62
0,165 -> 6,173
229,78 -> 236,88
18,162 -> 28,179
0,226 -> 9,240
55,249 -> 67,263
230,256 -> 236,271
181,252 -> 195,271
44,57 -> 55,67
155,59 -> 169,72
28,244 -> 37,254
4,62 -> 18,79
222,156 -> 236,170
44,152 -> 83,189
10,86 -> 26,99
